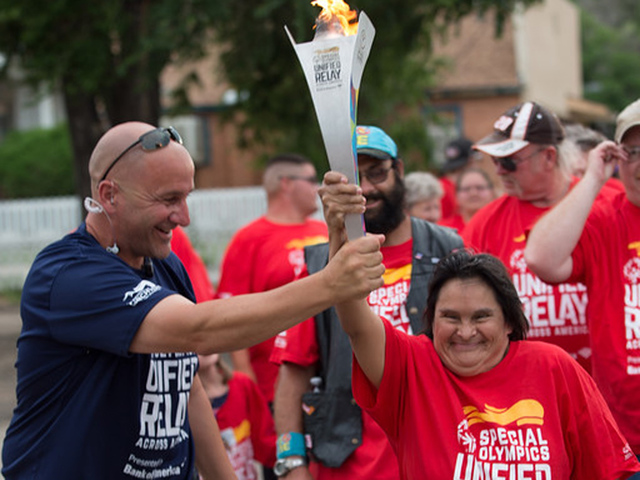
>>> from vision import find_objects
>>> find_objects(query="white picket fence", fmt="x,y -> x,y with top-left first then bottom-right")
0,187 -> 315,290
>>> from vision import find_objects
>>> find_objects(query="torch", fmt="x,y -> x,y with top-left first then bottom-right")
285,0 -> 375,240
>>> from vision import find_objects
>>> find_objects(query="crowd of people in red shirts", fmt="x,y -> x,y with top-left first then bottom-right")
172,100 -> 640,479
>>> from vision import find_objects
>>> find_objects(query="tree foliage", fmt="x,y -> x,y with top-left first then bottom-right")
578,3 -> 640,113
209,0 -> 540,167
0,0 -> 226,198
0,124 -> 74,198
0,0 -> 539,197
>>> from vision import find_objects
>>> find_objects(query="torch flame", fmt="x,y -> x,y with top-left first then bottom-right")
311,0 -> 359,38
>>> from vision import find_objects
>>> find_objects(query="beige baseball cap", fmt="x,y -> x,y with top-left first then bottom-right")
615,99 -> 640,143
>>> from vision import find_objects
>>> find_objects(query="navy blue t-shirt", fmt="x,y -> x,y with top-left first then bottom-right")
2,223 -> 200,479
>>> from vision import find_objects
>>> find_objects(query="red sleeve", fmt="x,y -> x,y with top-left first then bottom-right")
270,266 -> 320,367
351,320 -> 410,438
235,375 -> 277,467
567,193 -> 618,285
557,353 -> 640,477
270,317 -> 319,367
170,226 -> 215,302
215,228 -> 256,299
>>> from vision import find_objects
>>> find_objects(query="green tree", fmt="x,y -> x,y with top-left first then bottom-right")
0,0 -> 539,198
0,124 -> 74,198
210,0 -> 540,167
0,0 -> 225,199
579,6 -> 640,114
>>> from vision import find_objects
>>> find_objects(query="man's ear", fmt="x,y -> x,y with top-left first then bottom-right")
97,180 -> 117,211
544,146 -> 558,170
395,158 -> 405,177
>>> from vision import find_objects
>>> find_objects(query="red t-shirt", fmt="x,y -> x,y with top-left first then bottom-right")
463,187 -> 593,373
271,240 -> 414,480
439,213 -> 465,236
353,320 -> 640,479
440,177 -> 458,219
568,191 -> 640,452
215,372 -> 277,479
170,226 -> 215,303
216,216 -> 328,402
605,176 -> 626,193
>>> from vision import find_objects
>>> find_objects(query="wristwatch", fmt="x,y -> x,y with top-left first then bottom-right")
273,456 -> 307,477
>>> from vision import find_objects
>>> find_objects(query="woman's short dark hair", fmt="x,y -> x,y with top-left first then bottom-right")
423,250 -> 528,341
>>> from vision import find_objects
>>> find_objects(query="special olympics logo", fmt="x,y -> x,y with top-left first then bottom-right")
510,249 -> 527,274
623,258 -> 640,284
456,420 -> 477,454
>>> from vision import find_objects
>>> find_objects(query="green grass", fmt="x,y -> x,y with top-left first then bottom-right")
0,289 -> 21,307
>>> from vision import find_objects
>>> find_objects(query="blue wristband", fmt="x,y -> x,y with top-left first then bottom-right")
277,432 -> 306,459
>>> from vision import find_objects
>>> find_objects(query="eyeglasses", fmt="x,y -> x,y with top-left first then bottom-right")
458,185 -> 491,194
623,146 -> 640,163
281,175 -> 318,184
359,164 -> 394,184
100,126 -> 183,182
491,147 -> 546,173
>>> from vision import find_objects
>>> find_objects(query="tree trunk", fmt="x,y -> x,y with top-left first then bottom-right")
106,75 -> 161,125
62,87 -> 105,202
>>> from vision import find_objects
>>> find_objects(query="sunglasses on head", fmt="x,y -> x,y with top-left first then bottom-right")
100,126 -> 183,182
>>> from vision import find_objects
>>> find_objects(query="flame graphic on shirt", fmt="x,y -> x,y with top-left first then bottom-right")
513,233 -> 526,243
463,399 -> 544,427
286,235 -> 329,250
382,264 -> 412,284
229,419 -> 251,445
629,241 -> 640,256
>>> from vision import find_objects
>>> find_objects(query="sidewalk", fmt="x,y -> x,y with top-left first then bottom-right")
0,302 -> 21,475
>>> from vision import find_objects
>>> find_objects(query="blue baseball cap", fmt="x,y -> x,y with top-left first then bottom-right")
356,125 -> 398,160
